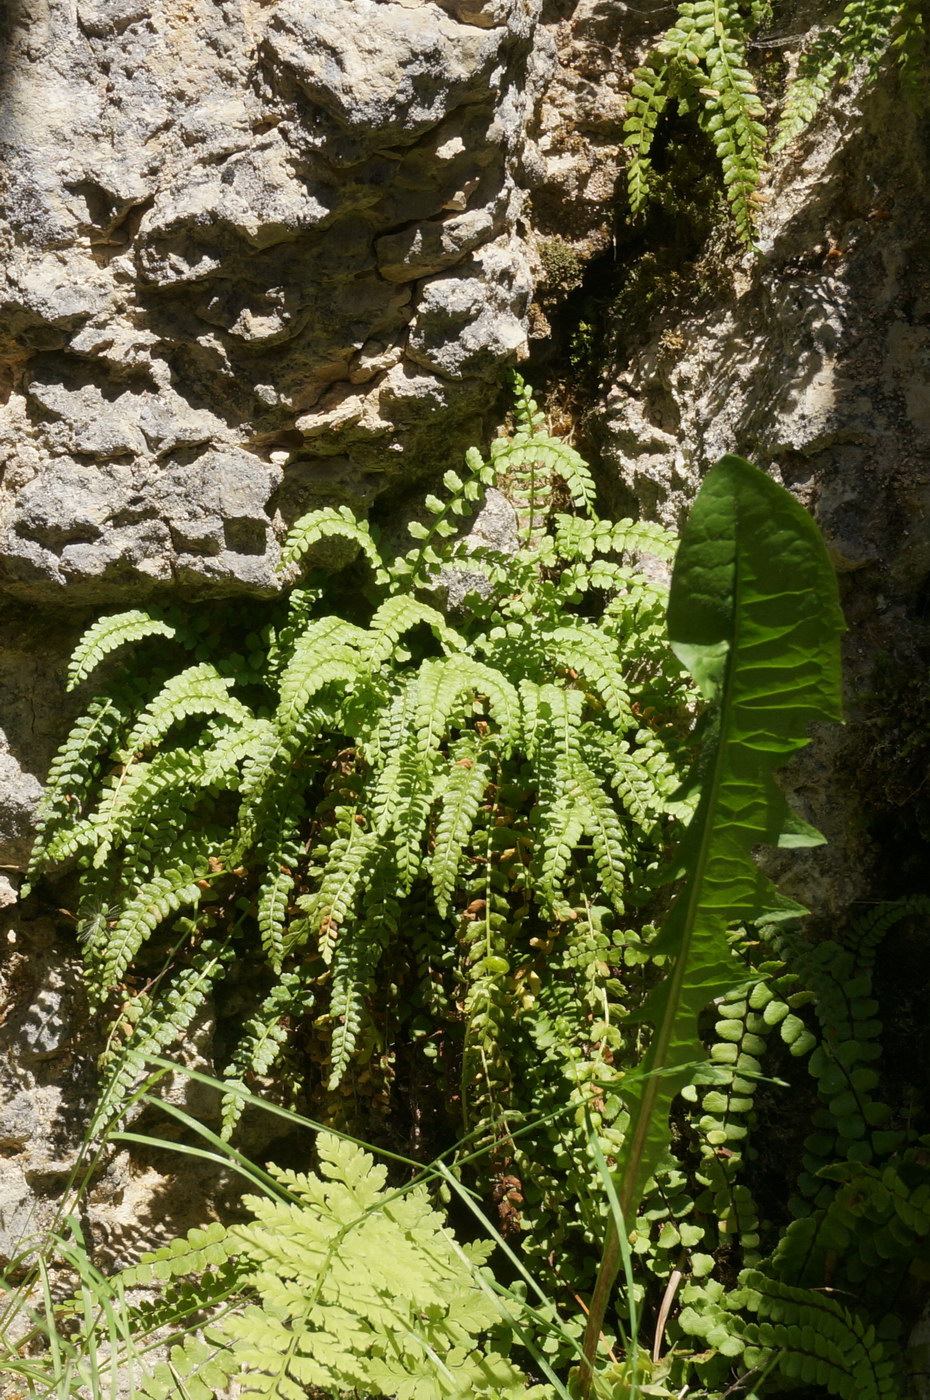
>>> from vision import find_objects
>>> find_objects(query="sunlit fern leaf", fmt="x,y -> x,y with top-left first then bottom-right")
624,53 -> 673,213
220,971 -> 314,1137
414,657 -> 520,757
280,504 -> 387,584
328,882 -> 399,1087
365,594 -> 467,669
89,749 -> 208,871
119,1221 -> 236,1290
571,760 -> 633,910
24,694 -> 130,889
542,624 -> 633,726
385,744 -> 438,894
67,609 -> 178,692
623,0 -> 765,241
699,0 -> 768,242
94,941 -> 230,1134
84,853 -> 213,1004
124,664 -> 252,755
300,820 -> 379,963
775,0 -> 925,151
138,1329 -> 242,1400
255,786 -> 305,970
275,617 -> 366,733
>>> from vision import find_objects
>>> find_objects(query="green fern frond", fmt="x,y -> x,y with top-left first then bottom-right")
25,694 -> 129,887
414,657 -> 519,757
119,1222 -> 236,1290
736,1269 -> 901,1398
137,1328 -> 242,1400
281,504 -> 387,583
90,748 -> 210,873
366,594 -> 467,668
301,819 -> 379,960
275,618 -> 365,734
623,0 -> 765,241
544,624 -> 633,725
220,972 -> 316,1137
124,664 -> 251,755
67,609 -> 178,691
84,853 -> 214,1003
430,740 -> 493,918
571,760 -> 633,910
94,940 -> 230,1132
255,786 -> 305,970
554,514 -> 677,563
328,883 -> 399,1087
775,0 -> 926,151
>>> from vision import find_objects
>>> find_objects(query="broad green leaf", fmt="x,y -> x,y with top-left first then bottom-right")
581,455 -> 843,1390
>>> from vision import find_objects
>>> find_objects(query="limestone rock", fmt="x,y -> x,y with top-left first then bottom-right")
0,0 -> 549,609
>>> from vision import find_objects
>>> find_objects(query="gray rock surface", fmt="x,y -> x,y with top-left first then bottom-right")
0,0 -> 548,607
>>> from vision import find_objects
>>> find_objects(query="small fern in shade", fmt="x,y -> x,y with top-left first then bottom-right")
622,0 -> 768,242
27,376 -> 692,1138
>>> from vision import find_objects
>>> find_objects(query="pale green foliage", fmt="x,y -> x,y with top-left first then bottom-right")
117,1133 -> 548,1400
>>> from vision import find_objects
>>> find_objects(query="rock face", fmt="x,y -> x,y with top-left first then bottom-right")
0,0 -> 546,608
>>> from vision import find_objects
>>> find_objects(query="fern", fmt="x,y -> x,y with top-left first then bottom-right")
28,379 -> 691,1143
67,609 -> 178,691
279,503 -> 387,583
623,0 -> 767,241
776,0 -> 928,150
108,1134 -> 546,1400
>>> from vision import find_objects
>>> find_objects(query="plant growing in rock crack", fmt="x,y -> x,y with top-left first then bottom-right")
17,421 -> 930,1400
623,0 -> 928,243
25,374 -> 694,1145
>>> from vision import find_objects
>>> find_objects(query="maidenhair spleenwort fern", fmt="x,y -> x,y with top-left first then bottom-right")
624,0 -> 927,241
26,376 -> 692,1141
623,0 -> 768,242
775,0 -> 929,150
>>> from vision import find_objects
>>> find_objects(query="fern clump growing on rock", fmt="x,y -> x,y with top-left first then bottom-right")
27,377 -> 693,1141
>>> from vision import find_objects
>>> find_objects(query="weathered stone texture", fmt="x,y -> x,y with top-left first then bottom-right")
0,0 -> 547,608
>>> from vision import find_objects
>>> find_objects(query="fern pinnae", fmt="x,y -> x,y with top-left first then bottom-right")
25,694 -> 129,887
67,609 -> 178,692
86,851 -> 215,1004
280,504 -> 387,584
327,878 -> 399,1088
89,748 -> 208,872
570,759 -> 632,911
430,739 -> 493,918
623,0 -> 765,239
94,940 -> 230,1134
124,664 -> 251,755
544,624 -> 633,726
700,0 -> 767,241
220,972 -> 316,1137
414,657 -> 520,758
301,818 -> 378,962
624,53 -> 673,213
365,594 -> 467,670
275,616 -> 365,729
